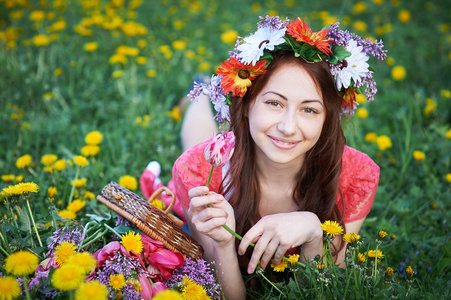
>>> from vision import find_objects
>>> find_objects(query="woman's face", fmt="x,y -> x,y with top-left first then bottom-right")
247,63 -> 326,168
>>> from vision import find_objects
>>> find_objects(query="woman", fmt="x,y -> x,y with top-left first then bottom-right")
172,16 -> 385,299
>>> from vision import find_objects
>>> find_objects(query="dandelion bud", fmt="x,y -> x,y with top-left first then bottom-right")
204,131 -> 236,168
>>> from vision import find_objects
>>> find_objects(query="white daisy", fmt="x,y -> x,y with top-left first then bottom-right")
237,26 -> 286,65
332,39 -> 369,90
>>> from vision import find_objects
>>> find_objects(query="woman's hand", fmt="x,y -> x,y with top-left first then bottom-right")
238,211 -> 323,274
187,186 -> 236,247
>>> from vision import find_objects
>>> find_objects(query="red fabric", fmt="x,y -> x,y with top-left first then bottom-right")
172,140 -> 380,223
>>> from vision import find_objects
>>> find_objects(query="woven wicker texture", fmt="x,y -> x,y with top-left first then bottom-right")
97,181 -> 203,260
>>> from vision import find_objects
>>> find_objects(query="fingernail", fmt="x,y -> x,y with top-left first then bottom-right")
247,266 -> 253,274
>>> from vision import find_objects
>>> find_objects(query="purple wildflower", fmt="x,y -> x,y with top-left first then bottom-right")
164,258 -> 222,299
187,81 -> 207,102
257,15 -> 288,31
46,222 -> 84,257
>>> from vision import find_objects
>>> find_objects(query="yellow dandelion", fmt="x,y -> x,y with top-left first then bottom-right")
413,151 -> 425,161
366,249 -> 384,259
14,182 -> 39,194
378,230 -> 388,239
112,70 -> 123,78
136,56 -> 147,64
147,70 -> 157,78
137,39 -> 147,48
52,264 -> 85,291
446,173 -> 451,183
84,191 -> 95,200
317,263 -> 325,270
398,10 -> 411,23
153,290 -> 183,300
343,232 -> 361,244
181,276 -> 208,300
109,53 -> 128,64
385,267 -> 394,277
287,254 -> 300,265
167,106 -> 181,122
391,65 -> 406,81
199,62 -> 211,71
15,175 -> 23,183
353,1 -> 366,14
119,175 -> 138,190
0,276 -> 21,300
53,159 -> 67,171
376,135 -> 392,150
365,132 -> 378,143
84,42 -> 98,52
441,89 -> 451,98
2,185 -> 20,197
66,252 -> 96,274
30,10 -> 45,22
16,154 -> 32,169
221,30 -> 238,44
109,274 -> 126,290
67,199 -> 86,213
58,209 -> 76,220
173,40 -> 186,50
320,220 -> 344,237
355,93 -> 366,104
5,250 -> 39,276
357,253 -> 366,263
73,155 -> 89,167
71,178 -> 87,189
271,259 -> 288,272
41,154 -> 58,165
150,199 -> 165,210
54,241 -> 77,266
446,129 -> 451,140
406,266 -> 414,278
356,108 -> 368,118
353,21 -> 367,32
75,280 -> 108,300
81,144 -> 100,157
1,175 -> 15,183
85,131 -> 103,145
121,231 -> 143,254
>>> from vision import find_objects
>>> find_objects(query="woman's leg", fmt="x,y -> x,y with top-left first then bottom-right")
180,94 -> 218,151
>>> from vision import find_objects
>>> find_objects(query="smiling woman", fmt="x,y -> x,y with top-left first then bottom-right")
169,15 -> 384,300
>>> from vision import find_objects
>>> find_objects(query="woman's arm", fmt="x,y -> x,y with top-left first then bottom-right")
185,186 -> 246,300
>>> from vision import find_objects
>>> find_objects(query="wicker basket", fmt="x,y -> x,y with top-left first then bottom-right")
97,181 -> 203,260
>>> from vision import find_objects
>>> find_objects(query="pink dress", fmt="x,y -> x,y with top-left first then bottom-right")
172,140 -> 380,223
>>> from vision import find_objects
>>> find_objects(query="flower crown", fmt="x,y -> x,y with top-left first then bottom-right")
188,15 -> 387,124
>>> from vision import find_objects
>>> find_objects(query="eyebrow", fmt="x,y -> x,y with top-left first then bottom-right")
262,91 -> 324,107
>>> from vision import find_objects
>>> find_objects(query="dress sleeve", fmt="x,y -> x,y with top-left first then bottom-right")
172,141 -> 223,210
337,146 -> 380,223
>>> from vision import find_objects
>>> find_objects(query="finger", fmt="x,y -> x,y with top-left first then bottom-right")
189,193 -> 223,210
188,186 -> 210,199
259,238 -> 280,270
238,225 -> 264,255
245,232 -> 273,274
194,207 -> 229,223
194,216 -> 228,234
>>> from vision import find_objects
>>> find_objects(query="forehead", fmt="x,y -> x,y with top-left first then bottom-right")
261,63 -> 323,100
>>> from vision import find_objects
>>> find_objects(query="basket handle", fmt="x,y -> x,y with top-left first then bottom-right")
147,187 -> 184,226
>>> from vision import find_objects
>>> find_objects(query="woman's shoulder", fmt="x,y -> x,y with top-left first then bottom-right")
342,145 -> 380,176
174,140 -> 211,169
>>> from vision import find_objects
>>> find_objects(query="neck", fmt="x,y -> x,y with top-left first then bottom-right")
254,149 -> 304,188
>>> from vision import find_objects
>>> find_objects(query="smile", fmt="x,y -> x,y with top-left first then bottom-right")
268,136 -> 301,150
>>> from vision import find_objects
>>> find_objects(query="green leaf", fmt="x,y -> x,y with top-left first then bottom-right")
331,44 -> 351,61
19,207 -> 31,232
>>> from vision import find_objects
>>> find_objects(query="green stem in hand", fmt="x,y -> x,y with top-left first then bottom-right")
206,165 -> 255,247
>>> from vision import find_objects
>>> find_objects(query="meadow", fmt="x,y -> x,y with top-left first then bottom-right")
0,0 -> 450,299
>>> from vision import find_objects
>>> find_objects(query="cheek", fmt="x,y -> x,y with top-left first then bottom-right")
301,118 -> 325,140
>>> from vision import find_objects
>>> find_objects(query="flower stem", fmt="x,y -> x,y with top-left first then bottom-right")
26,199 -> 43,247
257,268 -> 285,296
206,165 -> 215,188
67,166 -> 80,207
0,244 -> 9,256
22,276 -> 31,300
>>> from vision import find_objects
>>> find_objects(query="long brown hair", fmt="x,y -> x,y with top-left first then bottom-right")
224,51 -> 346,266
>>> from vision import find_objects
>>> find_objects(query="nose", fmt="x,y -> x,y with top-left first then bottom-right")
277,109 -> 297,136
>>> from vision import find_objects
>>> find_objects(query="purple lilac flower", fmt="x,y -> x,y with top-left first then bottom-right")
355,71 -> 377,102
164,258 -> 222,299
229,36 -> 244,60
94,252 -> 147,300
257,15 -> 288,31
187,82 -> 207,102
46,222 -> 84,257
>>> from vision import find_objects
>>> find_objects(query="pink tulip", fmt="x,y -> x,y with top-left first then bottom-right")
138,274 -> 153,300
204,131 -> 236,168
92,241 -> 130,268
151,282 -> 167,295
147,248 -> 184,281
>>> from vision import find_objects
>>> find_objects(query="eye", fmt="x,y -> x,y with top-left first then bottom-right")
265,101 -> 281,107
302,107 -> 318,114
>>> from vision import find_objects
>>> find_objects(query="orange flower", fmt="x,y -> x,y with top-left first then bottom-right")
286,18 -> 333,56
342,89 -> 359,112
216,57 -> 267,97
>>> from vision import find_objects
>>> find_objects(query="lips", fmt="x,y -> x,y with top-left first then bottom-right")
268,135 -> 301,150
